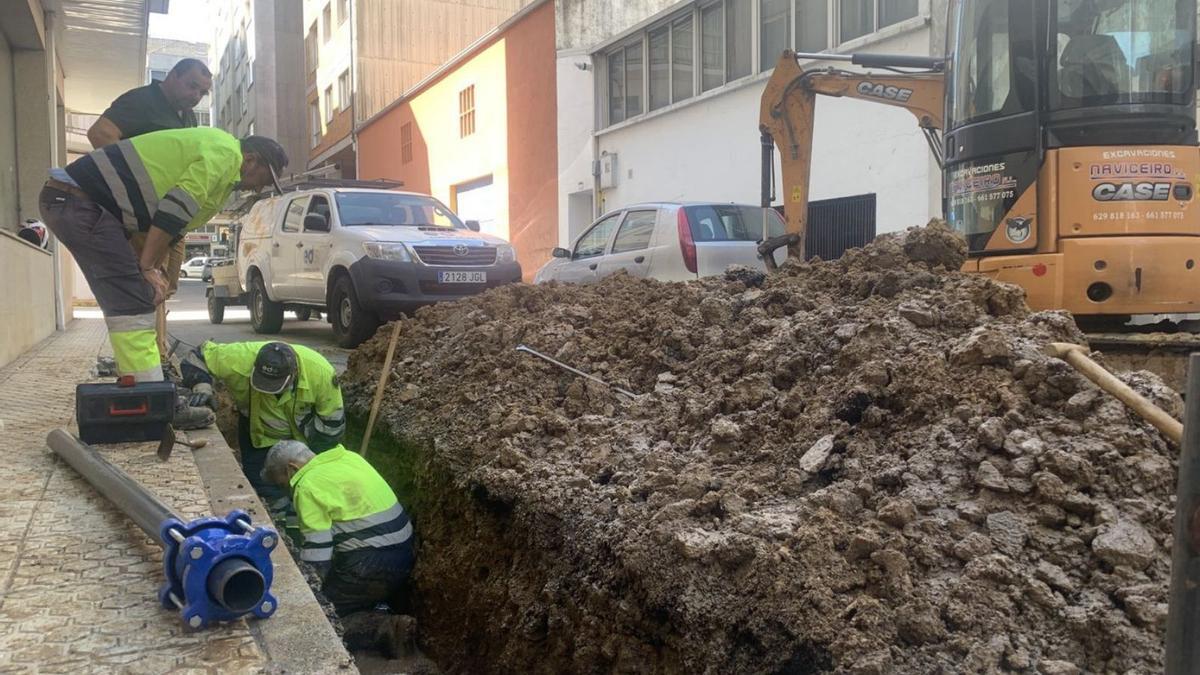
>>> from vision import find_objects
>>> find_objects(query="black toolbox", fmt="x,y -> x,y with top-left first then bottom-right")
76,380 -> 176,444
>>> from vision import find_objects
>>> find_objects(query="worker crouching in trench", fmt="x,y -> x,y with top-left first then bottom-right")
263,440 -> 418,654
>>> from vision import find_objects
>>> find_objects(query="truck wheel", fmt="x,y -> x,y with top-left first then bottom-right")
330,276 -> 379,348
207,296 -> 226,325
294,308 -> 313,321
250,275 -> 284,334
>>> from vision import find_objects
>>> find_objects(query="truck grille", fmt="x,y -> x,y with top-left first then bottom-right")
412,245 -> 496,267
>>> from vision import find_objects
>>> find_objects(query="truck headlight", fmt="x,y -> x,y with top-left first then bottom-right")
495,244 -> 516,264
362,242 -> 412,262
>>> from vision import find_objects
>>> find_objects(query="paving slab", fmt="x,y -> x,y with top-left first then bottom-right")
0,320 -> 354,674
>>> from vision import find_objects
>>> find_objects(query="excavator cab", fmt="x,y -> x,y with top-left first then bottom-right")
946,0 -> 1196,256
761,0 -> 1200,317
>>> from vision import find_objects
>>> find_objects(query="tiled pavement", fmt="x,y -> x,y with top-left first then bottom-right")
0,321 -> 345,674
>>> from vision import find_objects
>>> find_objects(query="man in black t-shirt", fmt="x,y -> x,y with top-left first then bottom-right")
86,58 -> 211,147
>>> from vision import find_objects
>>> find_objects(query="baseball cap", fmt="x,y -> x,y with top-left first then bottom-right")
252,343 -> 297,394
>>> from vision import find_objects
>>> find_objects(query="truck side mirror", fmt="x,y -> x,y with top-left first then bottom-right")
552,247 -> 571,259
465,219 -> 481,232
304,213 -> 329,232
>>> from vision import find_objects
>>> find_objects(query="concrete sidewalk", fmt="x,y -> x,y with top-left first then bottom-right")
0,320 -> 353,673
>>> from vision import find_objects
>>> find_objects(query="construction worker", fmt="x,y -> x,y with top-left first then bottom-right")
39,127 -> 286,387
182,341 -> 345,511
262,440 -> 415,616
87,58 -> 213,380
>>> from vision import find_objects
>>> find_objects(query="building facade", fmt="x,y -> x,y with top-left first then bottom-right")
356,0 -> 558,279
303,0 -> 538,177
147,38 -> 213,126
211,0 -> 307,178
557,0 -> 948,246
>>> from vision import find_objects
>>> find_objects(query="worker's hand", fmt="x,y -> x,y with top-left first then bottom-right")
188,382 -> 215,409
143,268 -> 168,306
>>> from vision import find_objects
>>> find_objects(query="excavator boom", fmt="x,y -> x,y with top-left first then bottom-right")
758,51 -> 945,268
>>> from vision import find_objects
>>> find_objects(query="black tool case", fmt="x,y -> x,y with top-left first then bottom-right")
76,381 -> 176,444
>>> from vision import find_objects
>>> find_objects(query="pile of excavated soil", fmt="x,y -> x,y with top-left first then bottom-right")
341,222 -> 1180,674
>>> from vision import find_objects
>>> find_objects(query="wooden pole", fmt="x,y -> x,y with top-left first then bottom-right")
1046,343 -> 1183,444
359,320 -> 402,457
1167,354 -> 1200,674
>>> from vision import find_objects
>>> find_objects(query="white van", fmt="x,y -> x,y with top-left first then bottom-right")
238,187 -> 521,347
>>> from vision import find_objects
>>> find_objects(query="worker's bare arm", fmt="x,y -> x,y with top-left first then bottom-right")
86,116 -> 124,149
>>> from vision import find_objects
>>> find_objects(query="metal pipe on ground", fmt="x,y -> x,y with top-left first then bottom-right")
46,428 -> 279,629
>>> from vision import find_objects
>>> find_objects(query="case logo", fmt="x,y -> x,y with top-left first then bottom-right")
1092,182 -> 1172,201
856,82 -> 913,103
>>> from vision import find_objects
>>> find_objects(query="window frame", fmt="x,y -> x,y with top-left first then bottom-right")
338,69 -> 351,112
598,0 -> 921,128
322,3 -> 332,43
401,122 -> 414,164
304,195 -> 333,233
572,212 -> 624,259
337,0 -> 348,25
611,210 -> 659,253
324,85 -> 334,123
459,84 -> 476,138
281,195 -> 311,233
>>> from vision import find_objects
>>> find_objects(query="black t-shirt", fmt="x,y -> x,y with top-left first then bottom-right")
101,81 -> 197,138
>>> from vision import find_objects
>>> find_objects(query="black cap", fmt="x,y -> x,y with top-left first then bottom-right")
240,135 -> 289,175
252,342 -> 297,394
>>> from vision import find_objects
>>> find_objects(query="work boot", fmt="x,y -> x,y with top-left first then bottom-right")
173,397 -> 215,430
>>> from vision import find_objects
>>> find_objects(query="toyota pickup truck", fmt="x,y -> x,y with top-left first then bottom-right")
235,187 -> 521,347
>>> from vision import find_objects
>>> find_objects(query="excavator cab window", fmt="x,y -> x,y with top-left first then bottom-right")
948,0 -> 1035,128
1050,0 -> 1193,110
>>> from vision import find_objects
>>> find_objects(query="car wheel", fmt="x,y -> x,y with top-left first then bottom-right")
249,275 -> 284,334
207,296 -> 226,325
180,270 -> 188,278
330,276 -> 379,348
294,308 -> 313,321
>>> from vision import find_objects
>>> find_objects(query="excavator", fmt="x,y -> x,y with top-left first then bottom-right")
759,0 -> 1199,388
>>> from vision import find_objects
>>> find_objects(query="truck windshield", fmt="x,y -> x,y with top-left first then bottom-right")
335,192 -> 465,229
1050,0 -> 1194,110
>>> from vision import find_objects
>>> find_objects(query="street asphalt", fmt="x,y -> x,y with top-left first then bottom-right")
77,277 -> 352,372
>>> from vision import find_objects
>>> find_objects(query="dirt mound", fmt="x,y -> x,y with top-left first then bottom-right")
342,221 -> 1179,674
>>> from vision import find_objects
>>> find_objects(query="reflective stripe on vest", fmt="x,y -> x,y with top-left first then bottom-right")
331,503 -> 412,552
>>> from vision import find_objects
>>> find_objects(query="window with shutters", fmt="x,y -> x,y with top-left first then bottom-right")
458,85 -> 476,138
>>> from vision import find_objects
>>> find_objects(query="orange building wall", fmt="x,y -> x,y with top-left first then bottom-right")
357,1 -> 556,281
503,2 -> 558,278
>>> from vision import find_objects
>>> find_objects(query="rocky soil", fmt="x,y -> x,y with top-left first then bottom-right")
342,222 -> 1180,674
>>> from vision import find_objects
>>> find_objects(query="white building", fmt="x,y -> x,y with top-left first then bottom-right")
557,0 -> 949,247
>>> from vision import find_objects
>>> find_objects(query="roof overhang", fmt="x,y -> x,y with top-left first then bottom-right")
55,0 -> 152,114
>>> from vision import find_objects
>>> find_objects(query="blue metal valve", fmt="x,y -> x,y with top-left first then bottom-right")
158,509 -> 278,629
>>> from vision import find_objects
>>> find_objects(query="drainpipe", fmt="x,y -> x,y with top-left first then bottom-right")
45,9 -> 65,331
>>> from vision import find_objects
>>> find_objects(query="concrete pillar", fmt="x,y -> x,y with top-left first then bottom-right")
13,48 -> 51,225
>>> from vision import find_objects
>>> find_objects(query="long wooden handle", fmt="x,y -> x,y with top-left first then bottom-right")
360,320 -> 403,457
1048,342 -> 1183,444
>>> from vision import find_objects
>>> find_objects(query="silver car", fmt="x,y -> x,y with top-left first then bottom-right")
534,202 -> 788,284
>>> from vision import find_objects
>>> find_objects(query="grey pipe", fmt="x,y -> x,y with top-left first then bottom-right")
47,428 -> 179,538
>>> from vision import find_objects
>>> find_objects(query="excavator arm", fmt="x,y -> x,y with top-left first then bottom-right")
758,50 -> 945,269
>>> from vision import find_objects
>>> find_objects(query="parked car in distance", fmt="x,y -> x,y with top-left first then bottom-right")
533,203 -> 787,285
237,187 -> 521,347
179,256 -> 210,278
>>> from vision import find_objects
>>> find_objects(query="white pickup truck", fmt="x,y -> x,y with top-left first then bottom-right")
229,186 -> 521,347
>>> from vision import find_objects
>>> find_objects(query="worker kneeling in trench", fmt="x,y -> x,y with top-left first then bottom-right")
262,440 -> 415,618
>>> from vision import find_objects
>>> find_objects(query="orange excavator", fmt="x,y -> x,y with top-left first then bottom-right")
761,0 -> 1198,324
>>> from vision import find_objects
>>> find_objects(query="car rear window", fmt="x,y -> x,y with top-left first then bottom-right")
684,205 -> 777,242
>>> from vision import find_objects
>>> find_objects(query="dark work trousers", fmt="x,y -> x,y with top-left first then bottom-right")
323,543 -> 416,616
39,185 -> 162,381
